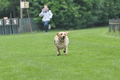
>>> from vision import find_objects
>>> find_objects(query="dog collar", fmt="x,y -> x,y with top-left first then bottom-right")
58,38 -> 64,42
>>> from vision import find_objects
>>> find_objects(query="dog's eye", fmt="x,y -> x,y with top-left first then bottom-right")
60,33 -> 62,35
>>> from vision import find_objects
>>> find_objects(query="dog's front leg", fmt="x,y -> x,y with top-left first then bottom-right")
65,46 -> 68,55
56,47 -> 61,56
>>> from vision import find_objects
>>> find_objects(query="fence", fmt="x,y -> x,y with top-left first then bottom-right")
109,19 -> 120,33
0,18 -> 40,35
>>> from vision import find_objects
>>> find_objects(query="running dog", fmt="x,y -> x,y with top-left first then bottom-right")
54,31 -> 69,56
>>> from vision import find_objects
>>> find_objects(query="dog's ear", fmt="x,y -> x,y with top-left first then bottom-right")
65,31 -> 69,35
56,33 -> 59,36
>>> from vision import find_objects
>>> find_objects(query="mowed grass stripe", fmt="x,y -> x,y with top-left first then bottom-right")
0,27 -> 120,80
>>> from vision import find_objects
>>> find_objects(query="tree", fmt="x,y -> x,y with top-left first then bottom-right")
0,0 -> 11,18
1,0 -> 120,29
0,0 -> 20,18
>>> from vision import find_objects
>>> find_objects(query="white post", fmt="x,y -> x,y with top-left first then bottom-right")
20,0 -> 23,19
19,0 -> 23,33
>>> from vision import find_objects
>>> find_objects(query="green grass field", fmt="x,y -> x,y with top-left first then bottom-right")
0,27 -> 120,80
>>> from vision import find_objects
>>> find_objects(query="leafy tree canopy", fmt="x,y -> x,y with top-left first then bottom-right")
0,0 -> 120,29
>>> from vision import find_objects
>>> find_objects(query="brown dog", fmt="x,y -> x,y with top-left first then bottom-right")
54,31 -> 69,56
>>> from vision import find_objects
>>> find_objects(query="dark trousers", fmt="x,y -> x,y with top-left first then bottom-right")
44,20 -> 50,33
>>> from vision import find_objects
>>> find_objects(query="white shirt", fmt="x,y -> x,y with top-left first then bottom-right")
39,10 -> 53,22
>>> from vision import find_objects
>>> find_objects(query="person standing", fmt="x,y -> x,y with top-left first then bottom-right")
39,5 -> 53,33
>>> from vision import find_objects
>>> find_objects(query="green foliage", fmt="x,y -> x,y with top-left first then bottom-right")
0,27 -> 120,80
0,0 -> 20,18
0,0 -> 10,11
0,0 -> 120,29
0,0 -> 10,17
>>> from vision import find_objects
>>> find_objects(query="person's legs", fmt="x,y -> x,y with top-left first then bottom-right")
44,21 -> 49,33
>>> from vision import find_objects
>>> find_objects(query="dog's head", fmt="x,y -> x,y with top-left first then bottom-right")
57,31 -> 69,40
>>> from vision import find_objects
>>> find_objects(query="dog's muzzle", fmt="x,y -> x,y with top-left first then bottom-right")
62,36 -> 65,39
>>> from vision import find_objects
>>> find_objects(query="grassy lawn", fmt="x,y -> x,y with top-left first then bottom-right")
0,27 -> 120,80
